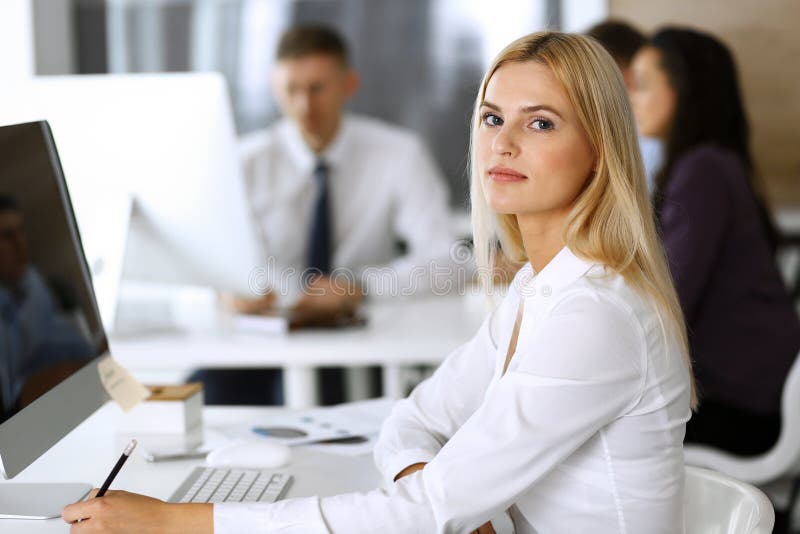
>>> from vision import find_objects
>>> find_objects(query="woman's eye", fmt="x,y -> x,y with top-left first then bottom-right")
482,113 -> 503,127
532,119 -> 554,131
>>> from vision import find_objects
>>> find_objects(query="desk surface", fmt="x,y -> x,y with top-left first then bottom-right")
110,294 -> 486,370
1,404 -> 381,533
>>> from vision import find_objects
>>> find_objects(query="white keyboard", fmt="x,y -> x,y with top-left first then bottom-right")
169,467 -> 293,503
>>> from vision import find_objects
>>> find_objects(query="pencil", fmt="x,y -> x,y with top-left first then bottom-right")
96,439 -> 137,497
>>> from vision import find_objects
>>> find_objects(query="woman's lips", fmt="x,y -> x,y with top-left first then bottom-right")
488,165 -> 528,182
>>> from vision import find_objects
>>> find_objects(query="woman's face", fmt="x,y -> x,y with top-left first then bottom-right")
475,61 -> 595,220
630,46 -> 677,139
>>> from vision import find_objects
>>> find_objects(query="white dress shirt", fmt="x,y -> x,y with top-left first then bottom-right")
239,114 -> 456,304
639,135 -> 663,195
214,247 -> 692,533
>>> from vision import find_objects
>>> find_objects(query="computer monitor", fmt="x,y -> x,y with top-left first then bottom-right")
0,121 -> 111,518
0,73 -> 264,332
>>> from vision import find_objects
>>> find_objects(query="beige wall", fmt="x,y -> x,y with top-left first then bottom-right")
610,0 -> 800,206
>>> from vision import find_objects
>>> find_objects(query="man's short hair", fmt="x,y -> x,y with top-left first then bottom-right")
0,194 -> 21,214
586,20 -> 646,67
276,25 -> 349,65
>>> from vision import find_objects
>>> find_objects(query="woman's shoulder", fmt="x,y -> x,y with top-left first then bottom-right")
554,269 -> 642,323
516,270 -> 649,378
552,269 -> 660,350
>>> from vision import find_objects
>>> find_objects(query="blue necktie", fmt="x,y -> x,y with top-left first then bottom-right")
307,161 -> 332,275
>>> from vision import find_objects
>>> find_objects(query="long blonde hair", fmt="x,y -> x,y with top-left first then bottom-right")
470,31 -> 697,407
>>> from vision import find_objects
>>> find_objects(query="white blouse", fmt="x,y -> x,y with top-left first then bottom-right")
214,247 -> 692,533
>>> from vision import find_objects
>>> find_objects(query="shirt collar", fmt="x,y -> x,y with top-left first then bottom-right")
281,114 -> 352,173
319,114 -> 351,169
514,247 -> 598,298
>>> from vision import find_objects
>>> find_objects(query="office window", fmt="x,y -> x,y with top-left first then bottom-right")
66,0 -> 606,203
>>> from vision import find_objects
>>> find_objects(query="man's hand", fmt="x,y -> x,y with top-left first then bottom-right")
219,291 -> 276,315
393,463 -> 496,534
294,275 -> 363,314
62,490 -> 212,533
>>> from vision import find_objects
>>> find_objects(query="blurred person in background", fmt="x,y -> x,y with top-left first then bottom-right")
0,195 -> 93,422
193,25 -> 455,406
587,19 -> 662,193
630,27 -> 800,456
233,24 -> 455,313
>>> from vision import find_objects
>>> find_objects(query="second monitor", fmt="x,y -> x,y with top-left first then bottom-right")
0,73 -> 264,331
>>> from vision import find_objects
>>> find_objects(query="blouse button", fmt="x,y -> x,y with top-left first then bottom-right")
541,285 -> 552,297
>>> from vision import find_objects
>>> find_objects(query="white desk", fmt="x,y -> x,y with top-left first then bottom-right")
110,294 -> 486,408
1,404 -> 382,533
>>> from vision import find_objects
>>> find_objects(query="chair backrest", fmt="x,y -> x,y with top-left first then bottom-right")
685,350 -> 800,485
685,466 -> 774,534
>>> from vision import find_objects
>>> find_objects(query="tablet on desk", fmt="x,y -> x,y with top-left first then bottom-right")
140,443 -> 211,462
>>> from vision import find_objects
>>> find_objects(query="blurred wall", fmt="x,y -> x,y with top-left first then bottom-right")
32,0 -> 75,75
610,0 -> 800,207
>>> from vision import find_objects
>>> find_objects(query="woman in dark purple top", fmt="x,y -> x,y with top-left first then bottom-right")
630,28 -> 800,456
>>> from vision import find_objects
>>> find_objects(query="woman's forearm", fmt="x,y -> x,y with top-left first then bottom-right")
171,503 -> 213,534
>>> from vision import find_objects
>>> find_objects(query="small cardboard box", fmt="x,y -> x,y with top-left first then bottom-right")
118,383 -> 203,434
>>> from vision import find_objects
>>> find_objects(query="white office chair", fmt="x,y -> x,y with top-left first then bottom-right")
685,351 -> 800,518
685,466 -> 775,534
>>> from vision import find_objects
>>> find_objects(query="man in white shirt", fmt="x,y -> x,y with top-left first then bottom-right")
198,26 -> 456,405
234,25 -> 454,310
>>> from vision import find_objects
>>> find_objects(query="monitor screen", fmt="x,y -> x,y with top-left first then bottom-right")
0,121 -> 107,424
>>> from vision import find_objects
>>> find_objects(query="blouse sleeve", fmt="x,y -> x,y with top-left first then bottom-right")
214,291 -> 646,534
372,312 -> 499,486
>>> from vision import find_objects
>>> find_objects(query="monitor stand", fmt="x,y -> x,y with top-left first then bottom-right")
0,483 -> 92,519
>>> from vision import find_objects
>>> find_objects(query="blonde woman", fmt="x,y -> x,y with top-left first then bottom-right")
62,32 -> 694,534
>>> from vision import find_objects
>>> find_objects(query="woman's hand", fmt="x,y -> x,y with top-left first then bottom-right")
394,463 -> 496,534
393,462 -> 427,482
473,522 -> 497,534
62,490 -> 212,534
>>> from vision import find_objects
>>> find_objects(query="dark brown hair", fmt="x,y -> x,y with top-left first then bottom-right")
276,25 -> 349,65
586,20 -> 645,68
650,27 -> 778,250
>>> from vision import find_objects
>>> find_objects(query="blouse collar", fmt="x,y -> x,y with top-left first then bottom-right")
513,247 -> 598,298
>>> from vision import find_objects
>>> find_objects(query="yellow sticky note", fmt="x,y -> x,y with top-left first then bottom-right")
97,355 -> 151,411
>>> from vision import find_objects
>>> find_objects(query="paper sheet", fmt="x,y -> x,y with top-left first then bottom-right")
97,355 -> 151,411
216,397 -> 397,451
